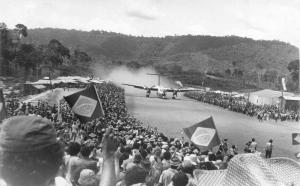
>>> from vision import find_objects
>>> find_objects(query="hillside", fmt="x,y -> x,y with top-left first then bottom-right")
24,28 -> 299,91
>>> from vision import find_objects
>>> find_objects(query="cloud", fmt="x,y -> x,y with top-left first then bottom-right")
126,10 -> 156,20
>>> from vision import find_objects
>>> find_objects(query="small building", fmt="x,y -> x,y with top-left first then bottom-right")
249,89 -> 294,106
282,95 -> 300,112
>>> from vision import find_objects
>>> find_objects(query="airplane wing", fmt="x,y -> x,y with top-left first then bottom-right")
122,84 -> 158,91
177,88 -> 204,92
165,88 -> 204,92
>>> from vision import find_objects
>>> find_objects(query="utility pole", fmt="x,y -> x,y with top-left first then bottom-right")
281,89 -> 283,110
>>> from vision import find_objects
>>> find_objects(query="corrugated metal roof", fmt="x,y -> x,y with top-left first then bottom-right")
251,89 -> 294,98
283,96 -> 300,101
32,85 -> 46,89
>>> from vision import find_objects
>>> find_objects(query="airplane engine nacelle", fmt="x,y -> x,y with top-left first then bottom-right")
146,89 -> 151,98
162,91 -> 167,99
173,90 -> 178,96
172,90 -> 178,99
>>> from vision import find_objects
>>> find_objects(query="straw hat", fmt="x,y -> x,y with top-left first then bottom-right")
193,153 -> 300,186
170,156 -> 182,167
78,169 -> 97,185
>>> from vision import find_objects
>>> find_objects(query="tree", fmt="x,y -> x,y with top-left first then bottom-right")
169,65 -> 182,74
255,63 -> 265,87
287,59 -> 299,72
72,49 -> 92,64
0,23 -> 29,76
286,59 -> 299,91
287,59 -> 299,81
126,61 -> 141,69
46,39 -> 70,67
0,22 -> 13,75
232,68 -> 243,78
15,24 -> 28,39
15,44 -> 42,81
225,69 -> 231,77
263,70 -> 278,83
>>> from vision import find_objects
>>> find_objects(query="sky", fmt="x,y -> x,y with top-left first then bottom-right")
1,0 -> 300,48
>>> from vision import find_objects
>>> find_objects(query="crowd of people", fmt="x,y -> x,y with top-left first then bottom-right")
0,83 -> 291,186
185,92 -> 299,123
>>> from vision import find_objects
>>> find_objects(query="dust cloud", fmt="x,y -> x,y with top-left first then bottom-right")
94,65 -> 174,88
92,65 -> 186,98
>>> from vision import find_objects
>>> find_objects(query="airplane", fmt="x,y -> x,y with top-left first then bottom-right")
122,73 -> 203,99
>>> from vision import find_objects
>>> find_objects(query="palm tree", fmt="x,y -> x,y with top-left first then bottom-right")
15,24 -> 28,39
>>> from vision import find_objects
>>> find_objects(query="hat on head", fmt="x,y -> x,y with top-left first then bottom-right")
193,149 -> 199,154
188,154 -> 198,165
89,133 -> 97,138
78,169 -> 97,185
182,159 -> 195,168
170,156 -> 182,167
193,153 -> 300,186
162,144 -> 168,149
0,116 -> 58,152
170,146 -> 176,152
133,153 -> 142,163
141,159 -> 151,170
154,146 -> 161,152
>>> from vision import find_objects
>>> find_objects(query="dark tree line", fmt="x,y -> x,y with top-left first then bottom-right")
0,23 -> 92,81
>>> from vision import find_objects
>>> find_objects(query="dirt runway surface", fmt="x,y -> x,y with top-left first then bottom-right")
125,87 -> 300,159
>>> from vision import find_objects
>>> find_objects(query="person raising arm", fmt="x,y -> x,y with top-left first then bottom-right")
100,128 -> 119,186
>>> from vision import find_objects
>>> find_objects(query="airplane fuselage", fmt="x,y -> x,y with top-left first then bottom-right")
123,78 -> 201,100
148,85 -> 177,99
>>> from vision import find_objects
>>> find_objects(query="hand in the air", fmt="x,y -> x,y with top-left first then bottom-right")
101,128 -> 119,158
114,147 -> 122,159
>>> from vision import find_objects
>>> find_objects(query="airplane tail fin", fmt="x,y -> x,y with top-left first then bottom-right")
175,81 -> 183,88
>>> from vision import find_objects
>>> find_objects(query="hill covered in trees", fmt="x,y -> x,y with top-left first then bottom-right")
1,25 -> 298,91
24,28 -> 299,91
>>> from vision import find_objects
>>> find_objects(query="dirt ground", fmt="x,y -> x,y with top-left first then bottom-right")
124,87 -> 300,160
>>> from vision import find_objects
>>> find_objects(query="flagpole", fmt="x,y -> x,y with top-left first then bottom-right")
92,84 -> 105,117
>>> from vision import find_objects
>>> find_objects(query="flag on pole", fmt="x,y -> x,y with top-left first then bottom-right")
183,116 -> 220,149
0,89 -> 7,123
292,133 -> 300,145
281,77 -> 287,91
64,85 -> 104,123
